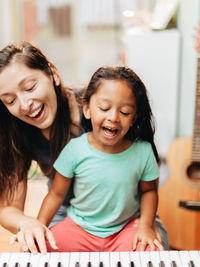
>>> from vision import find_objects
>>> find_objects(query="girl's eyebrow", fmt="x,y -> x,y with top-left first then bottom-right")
97,98 -> 135,107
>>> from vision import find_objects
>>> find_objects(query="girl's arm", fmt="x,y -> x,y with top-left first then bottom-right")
37,171 -> 72,226
132,178 -> 163,251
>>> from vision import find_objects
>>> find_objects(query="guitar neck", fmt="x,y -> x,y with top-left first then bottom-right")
192,57 -> 200,162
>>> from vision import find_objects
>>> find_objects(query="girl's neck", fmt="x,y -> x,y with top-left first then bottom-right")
87,132 -> 132,154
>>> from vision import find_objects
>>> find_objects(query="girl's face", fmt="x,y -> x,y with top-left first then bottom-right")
83,79 -> 137,153
0,62 -> 60,139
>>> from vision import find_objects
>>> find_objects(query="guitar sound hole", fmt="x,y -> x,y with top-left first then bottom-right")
187,162 -> 200,180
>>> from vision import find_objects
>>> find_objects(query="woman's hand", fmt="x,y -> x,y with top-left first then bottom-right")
9,216 -> 58,254
132,219 -> 164,251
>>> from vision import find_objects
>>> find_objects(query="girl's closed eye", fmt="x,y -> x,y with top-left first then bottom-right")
120,111 -> 130,116
99,106 -> 109,111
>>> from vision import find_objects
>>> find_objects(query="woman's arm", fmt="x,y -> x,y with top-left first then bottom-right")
8,172 -> 71,254
132,178 -> 163,251
0,179 -> 27,233
0,179 -> 58,254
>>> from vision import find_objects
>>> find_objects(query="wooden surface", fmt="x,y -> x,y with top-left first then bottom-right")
158,137 -> 200,250
0,176 -> 48,252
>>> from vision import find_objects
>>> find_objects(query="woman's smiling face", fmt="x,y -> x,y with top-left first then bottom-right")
0,62 -> 59,136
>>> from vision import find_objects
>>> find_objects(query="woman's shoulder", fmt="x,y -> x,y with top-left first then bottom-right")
62,84 -> 86,138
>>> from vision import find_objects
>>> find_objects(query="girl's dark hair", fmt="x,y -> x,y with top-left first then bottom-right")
81,66 -> 159,162
0,42 -> 71,200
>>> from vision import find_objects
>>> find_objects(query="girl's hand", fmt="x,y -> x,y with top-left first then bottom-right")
132,220 -> 164,251
9,216 -> 58,254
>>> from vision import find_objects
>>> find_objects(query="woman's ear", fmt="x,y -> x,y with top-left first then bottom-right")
82,100 -> 91,119
49,62 -> 61,86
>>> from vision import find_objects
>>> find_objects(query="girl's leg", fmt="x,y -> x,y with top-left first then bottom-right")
155,215 -> 169,250
105,218 -> 160,252
47,217 -> 104,252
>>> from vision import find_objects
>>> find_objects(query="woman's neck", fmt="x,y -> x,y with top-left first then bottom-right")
41,128 -> 50,140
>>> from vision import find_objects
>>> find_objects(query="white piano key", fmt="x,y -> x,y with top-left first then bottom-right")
109,251 -> 120,267
37,252 -> 50,266
139,251 -> 152,267
48,252 -> 60,267
59,252 -> 70,266
79,252 -> 90,267
29,253 -> 42,267
0,252 -> 11,265
19,253 -> 31,267
169,251 -> 183,267
99,252 -> 110,267
119,251 -> 130,266
89,252 -> 100,267
179,251 -> 192,267
69,252 -> 80,267
159,251 -> 171,267
8,252 -> 21,267
129,252 -> 141,267
149,251 -> 161,267
189,251 -> 200,267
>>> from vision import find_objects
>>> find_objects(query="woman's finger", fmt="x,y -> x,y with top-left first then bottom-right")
16,231 -> 29,252
33,229 -> 48,254
24,231 -> 39,254
45,229 -> 58,251
9,234 -> 17,245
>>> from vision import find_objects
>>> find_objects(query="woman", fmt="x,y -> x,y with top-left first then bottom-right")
0,41 -> 82,253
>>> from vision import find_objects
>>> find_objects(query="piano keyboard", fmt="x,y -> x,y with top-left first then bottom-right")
0,251 -> 199,267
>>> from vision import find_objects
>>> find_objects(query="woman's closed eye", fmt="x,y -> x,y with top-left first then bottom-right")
3,97 -> 16,105
25,84 -> 36,91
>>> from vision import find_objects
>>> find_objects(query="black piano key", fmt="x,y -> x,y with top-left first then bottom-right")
87,261 -> 92,267
44,262 -> 49,267
117,261 -> 121,267
189,260 -> 195,267
147,261 -> 153,267
130,261 -> 135,267
14,263 -> 20,267
57,262 -> 62,267
3,263 -> 8,267
159,261 -> 165,267
26,263 -> 32,267
99,262 -> 103,267
75,262 -> 80,267
171,261 -> 177,267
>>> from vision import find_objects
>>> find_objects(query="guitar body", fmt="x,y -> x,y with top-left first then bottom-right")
158,137 -> 200,250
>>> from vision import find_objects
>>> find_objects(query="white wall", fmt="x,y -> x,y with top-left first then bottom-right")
177,0 -> 200,137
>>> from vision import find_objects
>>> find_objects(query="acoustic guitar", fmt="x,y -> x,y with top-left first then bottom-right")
158,25 -> 200,250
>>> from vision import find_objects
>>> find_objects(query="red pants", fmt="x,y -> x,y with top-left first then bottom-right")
48,217 -> 158,252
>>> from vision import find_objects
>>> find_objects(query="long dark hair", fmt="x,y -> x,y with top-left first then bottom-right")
81,66 -> 159,162
0,42 -> 71,200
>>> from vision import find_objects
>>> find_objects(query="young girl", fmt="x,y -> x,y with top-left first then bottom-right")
37,66 -> 165,252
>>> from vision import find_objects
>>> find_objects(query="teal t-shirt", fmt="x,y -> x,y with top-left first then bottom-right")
53,133 -> 159,238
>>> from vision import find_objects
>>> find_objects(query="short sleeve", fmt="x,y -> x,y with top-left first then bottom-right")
53,141 -> 76,178
141,147 -> 159,181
